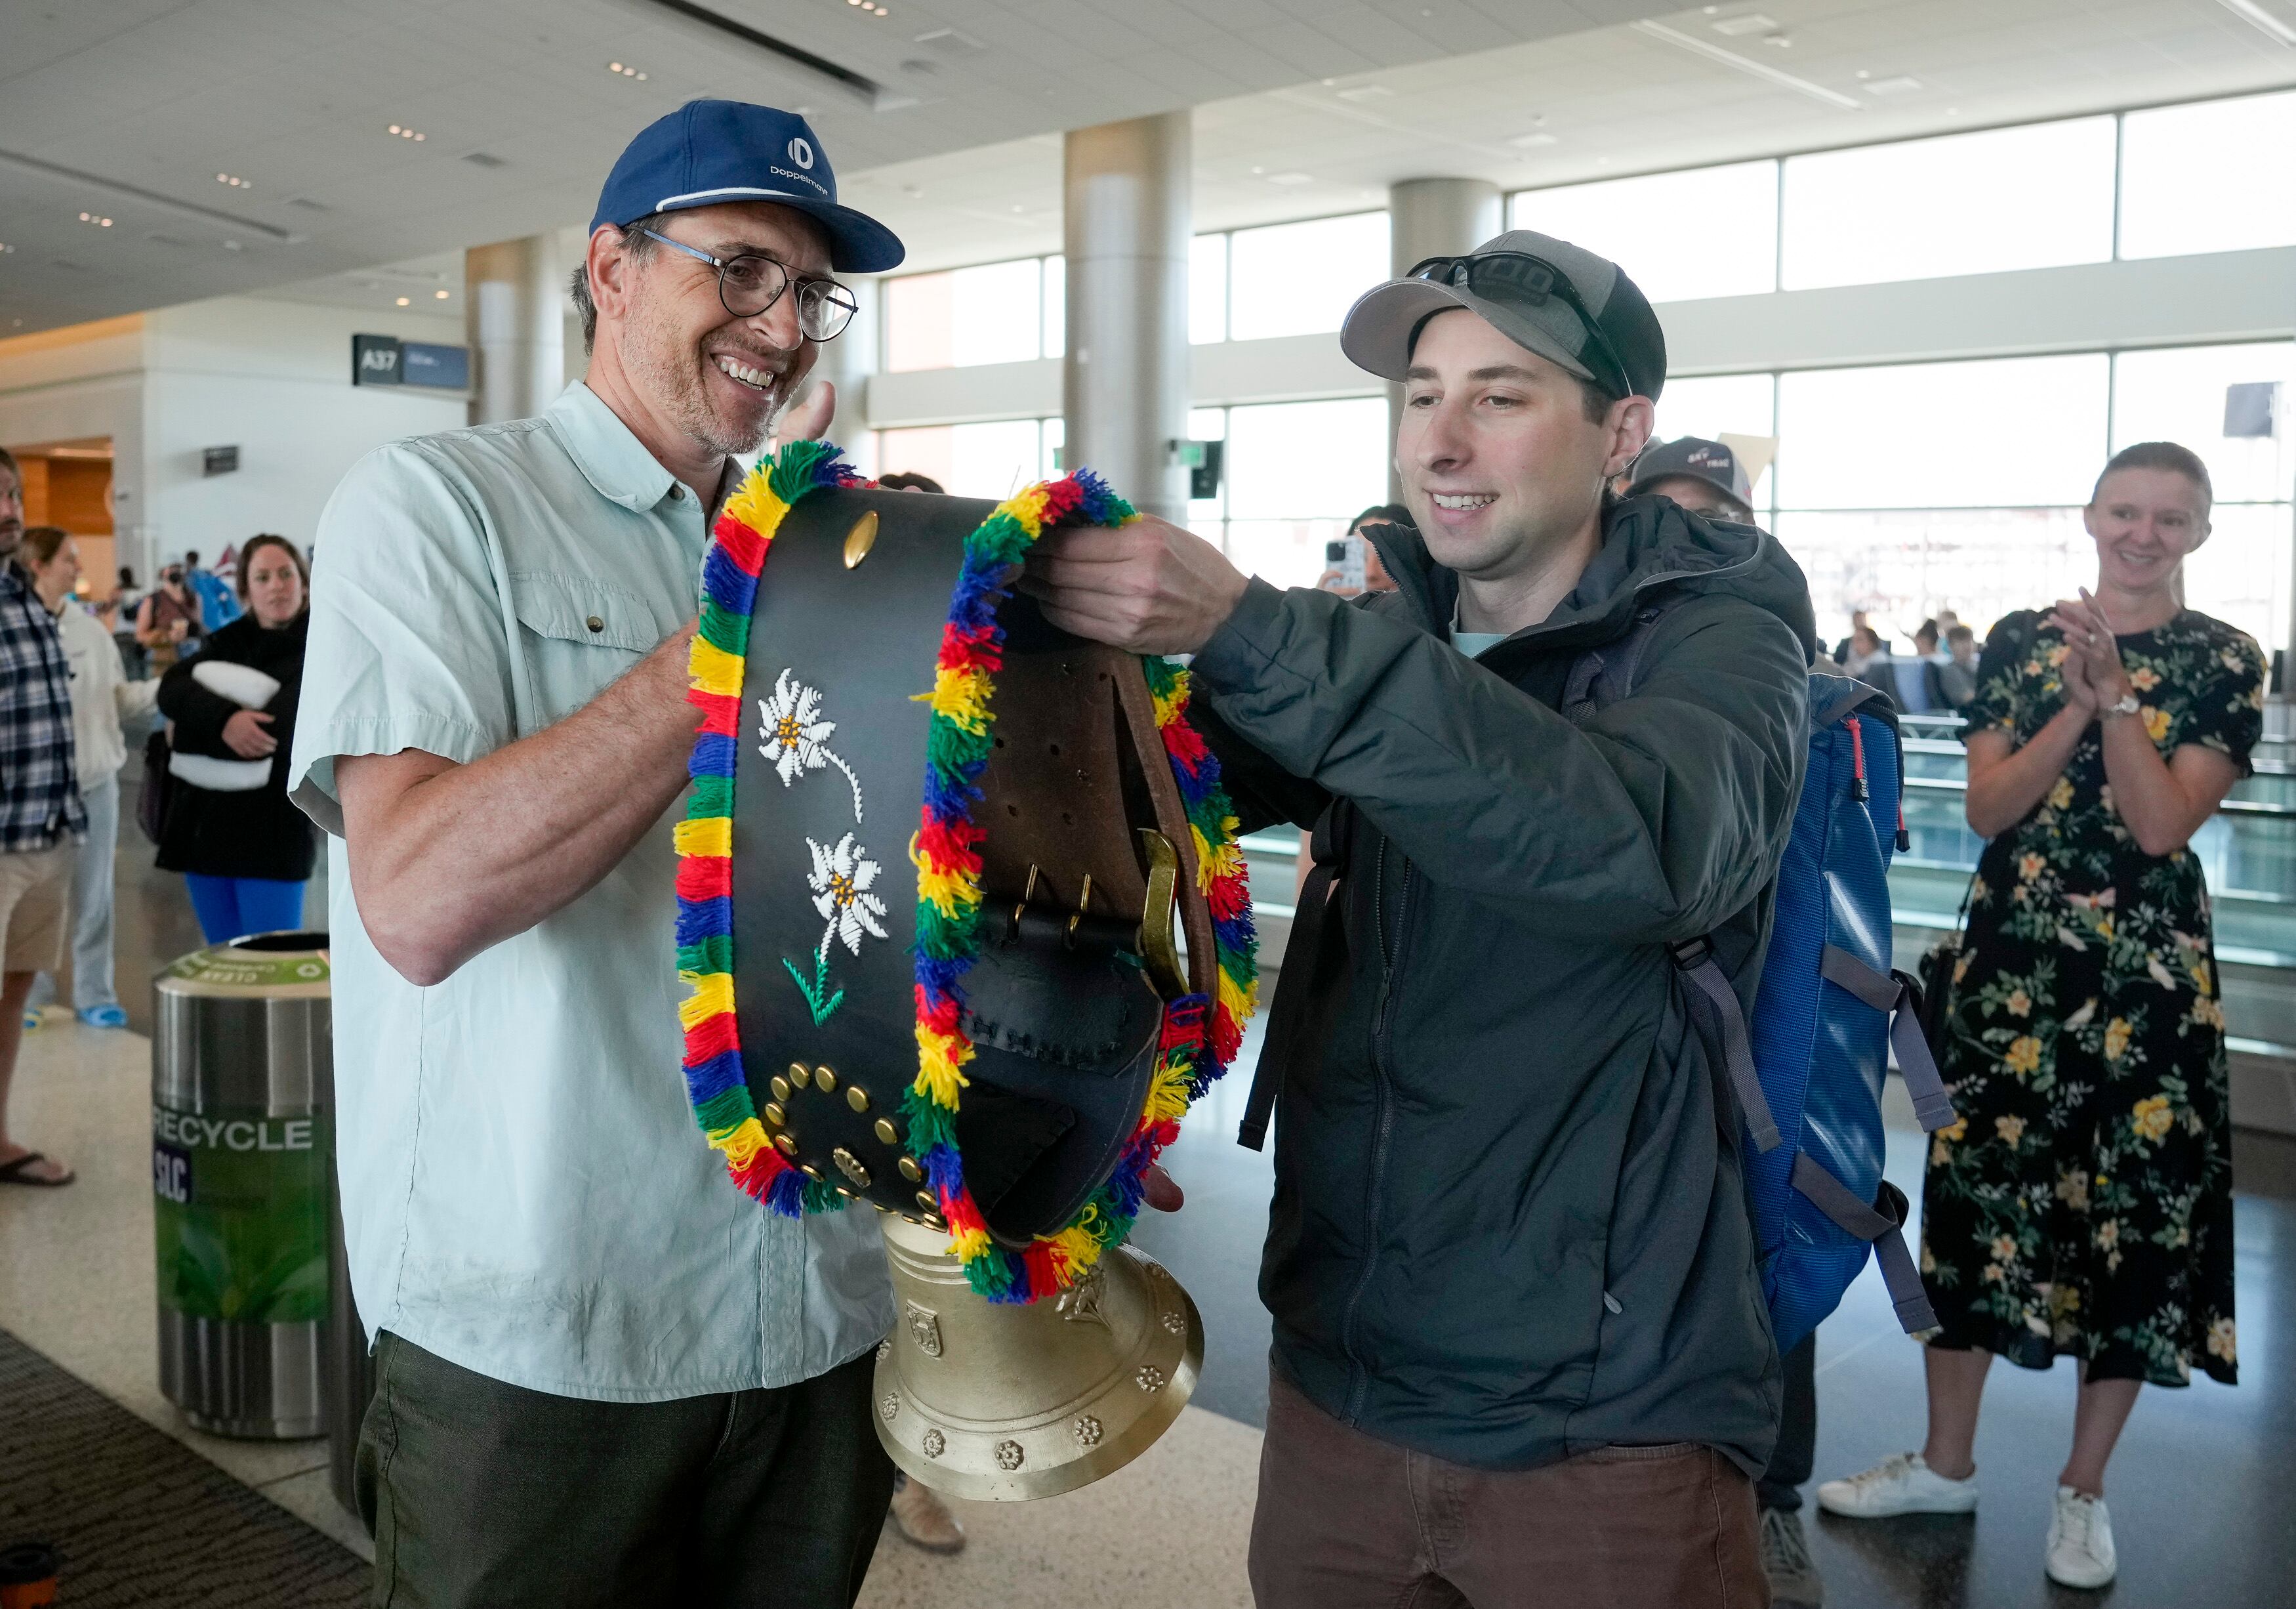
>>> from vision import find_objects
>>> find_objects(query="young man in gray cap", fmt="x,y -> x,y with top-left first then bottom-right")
290,101 -> 904,1606
1025,230 -> 1813,1605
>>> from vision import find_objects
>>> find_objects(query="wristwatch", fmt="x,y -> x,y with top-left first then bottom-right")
2103,692 -> 2141,720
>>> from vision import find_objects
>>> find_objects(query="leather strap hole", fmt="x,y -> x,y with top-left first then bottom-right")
1048,742 -> 1062,757
1006,804 -> 1020,817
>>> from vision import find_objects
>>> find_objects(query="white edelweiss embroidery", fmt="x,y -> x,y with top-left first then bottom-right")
758,667 -> 864,820
808,832 -> 890,955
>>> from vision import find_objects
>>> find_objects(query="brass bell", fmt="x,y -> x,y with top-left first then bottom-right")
870,1217 -> 1202,1501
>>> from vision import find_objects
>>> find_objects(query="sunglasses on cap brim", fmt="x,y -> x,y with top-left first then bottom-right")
1407,252 -> 1636,402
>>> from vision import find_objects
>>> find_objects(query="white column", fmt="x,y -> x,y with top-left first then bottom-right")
1063,113 -> 1191,522
812,274 -> 882,470
466,236 -> 564,425
1384,178 -> 1504,503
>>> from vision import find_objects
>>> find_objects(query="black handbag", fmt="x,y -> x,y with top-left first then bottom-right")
1914,876 -> 1978,1060
136,726 -> 173,846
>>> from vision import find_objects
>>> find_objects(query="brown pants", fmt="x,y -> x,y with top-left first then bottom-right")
1249,1370 -> 1767,1609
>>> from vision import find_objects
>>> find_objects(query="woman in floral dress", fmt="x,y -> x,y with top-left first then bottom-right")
1818,442 -> 2263,1591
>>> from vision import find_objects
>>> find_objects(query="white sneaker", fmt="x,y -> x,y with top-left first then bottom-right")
1815,1453 -> 1980,1518
2045,1486 -> 2116,1589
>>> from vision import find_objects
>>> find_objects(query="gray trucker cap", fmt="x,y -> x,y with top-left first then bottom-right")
1339,228 -> 1667,402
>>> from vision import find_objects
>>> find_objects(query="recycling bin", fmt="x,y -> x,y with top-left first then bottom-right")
152,931 -> 332,1438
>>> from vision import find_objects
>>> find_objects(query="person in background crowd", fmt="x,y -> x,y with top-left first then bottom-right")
1313,503 -> 1408,596
1841,623 -> 1891,684
136,564 -> 201,673
18,527 -> 155,1030
1833,608 -> 1893,665
1889,618 -> 1944,715
1624,434 -> 1756,526
156,535 -> 316,944
182,547 -> 243,633
1026,228 -> 1811,1606
113,566 -> 148,677
1935,607 -> 1964,642
1820,442 -> 2259,1592
1937,623 -> 1981,710
876,470 -> 943,493
0,448 -> 85,1187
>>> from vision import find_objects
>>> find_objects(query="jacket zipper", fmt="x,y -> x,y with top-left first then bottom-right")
1340,835 -> 1409,1422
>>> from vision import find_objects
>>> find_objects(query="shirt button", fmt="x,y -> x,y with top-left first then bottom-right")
668,484 -> 685,501
586,615 -> 605,633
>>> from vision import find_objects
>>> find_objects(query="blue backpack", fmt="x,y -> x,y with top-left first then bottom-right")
1565,608 -> 1958,1356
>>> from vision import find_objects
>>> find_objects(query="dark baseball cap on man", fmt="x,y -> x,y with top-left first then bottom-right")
590,100 -> 905,273
1627,436 -> 1755,509
1340,228 -> 1666,402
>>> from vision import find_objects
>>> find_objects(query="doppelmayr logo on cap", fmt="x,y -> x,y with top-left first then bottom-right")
769,134 -> 828,197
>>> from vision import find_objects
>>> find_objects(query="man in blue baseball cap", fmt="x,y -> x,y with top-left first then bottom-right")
290,102 -> 907,1605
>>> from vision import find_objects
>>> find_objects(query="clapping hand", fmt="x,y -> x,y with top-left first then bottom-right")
2047,589 -> 2132,715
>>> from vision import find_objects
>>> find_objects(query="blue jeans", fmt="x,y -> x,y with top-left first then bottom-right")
28,776 -> 121,1011
184,873 -> 308,946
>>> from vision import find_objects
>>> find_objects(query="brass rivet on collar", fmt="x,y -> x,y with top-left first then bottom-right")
773,1133 -> 798,1156
843,509 -> 878,569
769,1075 -> 792,1103
874,1118 -> 899,1146
814,1066 -> 837,1093
802,1163 -> 825,1181
846,1085 -> 869,1113
762,1102 -> 785,1127
789,1062 -> 811,1089
915,1189 -> 937,1212
898,1156 -> 924,1182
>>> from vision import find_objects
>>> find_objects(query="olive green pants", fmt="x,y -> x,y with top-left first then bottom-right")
358,1333 -> 894,1609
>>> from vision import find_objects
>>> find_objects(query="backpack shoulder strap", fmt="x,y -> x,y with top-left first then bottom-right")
1237,796 -> 1352,1152
1563,592 -> 1689,718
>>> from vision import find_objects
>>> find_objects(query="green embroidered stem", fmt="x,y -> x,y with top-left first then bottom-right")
782,947 -> 846,1026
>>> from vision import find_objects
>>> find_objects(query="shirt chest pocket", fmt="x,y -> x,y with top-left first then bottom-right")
509,571 -> 672,733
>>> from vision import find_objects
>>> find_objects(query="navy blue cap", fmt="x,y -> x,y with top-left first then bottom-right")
590,100 -> 904,274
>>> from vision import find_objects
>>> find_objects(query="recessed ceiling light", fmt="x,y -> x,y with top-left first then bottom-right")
1509,131 -> 1560,148
434,289 -> 450,299
77,211 -> 113,227
387,125 -> 426,141
396,296 -> 411,306
216,173 -> 251,188
608,61 -> 647,79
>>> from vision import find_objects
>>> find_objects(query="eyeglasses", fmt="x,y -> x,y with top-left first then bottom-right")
638,228 -> 859,341
1407,251 -> 1635,400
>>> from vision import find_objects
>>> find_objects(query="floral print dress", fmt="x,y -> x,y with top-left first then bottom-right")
1923,608 -> 2263,1387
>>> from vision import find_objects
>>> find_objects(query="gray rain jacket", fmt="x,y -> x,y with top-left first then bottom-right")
1187,494 -> 1816,1474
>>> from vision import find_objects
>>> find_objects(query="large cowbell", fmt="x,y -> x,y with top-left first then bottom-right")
730,484 -> 1217,1495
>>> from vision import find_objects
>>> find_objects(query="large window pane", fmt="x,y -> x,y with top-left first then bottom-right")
1511,162 -> 1777,303
1775,507 -> 2092,652
2111,341 -> 2296,506
1227,213 -> 1390,341
1776,354 -> 2109,509
1781,118 -> 2115,290
1650,373 -> 1778,508
1187,406 -> 1227,528
1042,255 -> 1065,360
884,272 -> 953,373
876,420 -> 1044,500
1223,397 -> 1389,586
2120,90 -> 2296,260
1191,234 -> 1229,345
2180,502 -> 2291,658
949,259 -> 1042,367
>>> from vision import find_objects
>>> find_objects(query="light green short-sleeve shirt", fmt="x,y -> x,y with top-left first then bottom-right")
290,383 -> 892,1401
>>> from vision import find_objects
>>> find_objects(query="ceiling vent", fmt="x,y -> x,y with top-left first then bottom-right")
912,27 -> 983,56
462,152 -> 508,169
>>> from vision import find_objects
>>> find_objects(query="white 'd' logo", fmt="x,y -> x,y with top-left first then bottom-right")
787,136 -> 815,170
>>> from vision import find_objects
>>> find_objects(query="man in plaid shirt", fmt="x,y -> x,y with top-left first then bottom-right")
0,444 -> 84,1188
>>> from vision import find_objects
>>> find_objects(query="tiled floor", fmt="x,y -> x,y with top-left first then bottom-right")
8,794 -> 2294,1606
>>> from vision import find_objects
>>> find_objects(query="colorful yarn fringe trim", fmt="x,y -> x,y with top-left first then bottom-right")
904,475 -> 1260,1304
671,442 -> 1260,1304
674,439 -> 867,1218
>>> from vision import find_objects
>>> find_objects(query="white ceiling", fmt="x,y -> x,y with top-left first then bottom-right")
3,0 -> 2292,335
0,0 -> 1666,334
